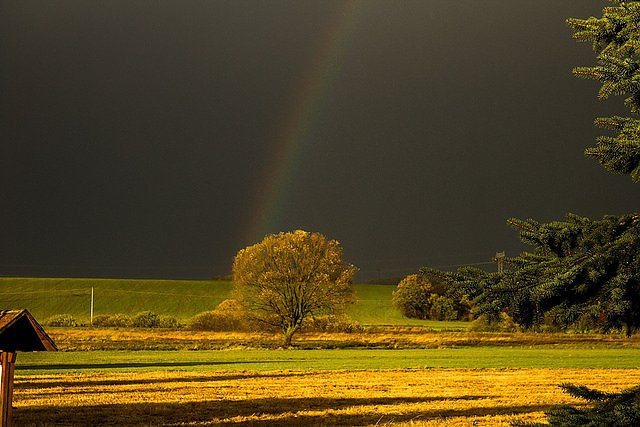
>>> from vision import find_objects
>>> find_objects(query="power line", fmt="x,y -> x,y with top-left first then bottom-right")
431,261 -> 496,269
0,289 -> 89,295
0,287 -> 220,299
95,288 -> 219,299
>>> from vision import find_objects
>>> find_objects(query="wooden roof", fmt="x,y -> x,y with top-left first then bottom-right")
0,310 -> 57,352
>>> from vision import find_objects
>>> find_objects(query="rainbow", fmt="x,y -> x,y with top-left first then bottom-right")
241,2 -> 364,245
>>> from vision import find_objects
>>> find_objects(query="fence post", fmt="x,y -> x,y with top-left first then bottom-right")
0,351 -> 16,427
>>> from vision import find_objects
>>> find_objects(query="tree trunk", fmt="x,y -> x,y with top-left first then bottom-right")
282,325 -> 299,347
625,322 -> 633,338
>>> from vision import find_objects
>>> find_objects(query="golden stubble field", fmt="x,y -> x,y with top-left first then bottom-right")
13,368 -> 640,426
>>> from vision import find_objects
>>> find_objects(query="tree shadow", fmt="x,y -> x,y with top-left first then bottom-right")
15,371 -> 312,390
14,396 -> 548,426
16,359 -> 280,371
205,403 -> 553,426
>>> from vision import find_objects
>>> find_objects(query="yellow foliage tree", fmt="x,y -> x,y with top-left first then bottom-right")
232,230 -> 357,346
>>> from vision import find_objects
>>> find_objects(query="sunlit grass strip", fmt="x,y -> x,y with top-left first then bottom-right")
12,369 -> 640,426
14,347 -> 640,375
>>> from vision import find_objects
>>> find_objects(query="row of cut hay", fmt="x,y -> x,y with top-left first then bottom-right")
42,325 -> 640,352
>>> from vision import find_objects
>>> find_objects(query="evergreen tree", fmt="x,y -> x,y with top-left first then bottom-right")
568,1 -> 640,180
421,1 -> 640,337
423,214 -> 640,335
529,384 -> 640,426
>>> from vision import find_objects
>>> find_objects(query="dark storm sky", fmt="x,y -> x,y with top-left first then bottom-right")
1,1 -> 638,281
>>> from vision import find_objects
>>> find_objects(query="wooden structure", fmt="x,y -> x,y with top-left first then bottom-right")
0,310 -> 57,427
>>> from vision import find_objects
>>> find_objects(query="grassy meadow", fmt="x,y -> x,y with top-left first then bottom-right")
0,277 -> 463,327
3,277 -> 640,425
15,346 -> 640,374
0,278 -> 233,322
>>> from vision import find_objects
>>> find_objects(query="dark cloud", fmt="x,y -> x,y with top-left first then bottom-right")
1,1 -> 637,280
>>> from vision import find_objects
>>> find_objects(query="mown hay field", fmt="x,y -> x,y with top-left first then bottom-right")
13,368 -> 640,426
13,329 -> 640,426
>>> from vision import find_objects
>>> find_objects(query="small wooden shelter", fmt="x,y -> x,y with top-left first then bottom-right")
0,310 -> 57,427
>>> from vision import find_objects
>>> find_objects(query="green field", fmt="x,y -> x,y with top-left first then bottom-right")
0,277 -> 463,328
15,347 -> 640,375
0,278 -> 232,321
348,283 -> 467,329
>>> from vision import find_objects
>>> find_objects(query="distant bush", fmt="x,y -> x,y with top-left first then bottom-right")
214,299 -> 245,316
92,314 -> 132,327
303,314 -> 363,333
536,309 -> 599,334
570,311 -> 602,334
469,315 -> 490,332
91,315 -> 110,327
92,312 -> 179,328
44,314 -> 78,327
131,311 -> 161,328
497,312 -> 521,332
470,312 -> 520,332
188,299 -> 250,331
158,315 -> 182,329
188,311 -> 223,331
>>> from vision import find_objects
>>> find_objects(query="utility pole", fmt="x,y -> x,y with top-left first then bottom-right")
495,251 -> 505,274
90,287 -> 94,326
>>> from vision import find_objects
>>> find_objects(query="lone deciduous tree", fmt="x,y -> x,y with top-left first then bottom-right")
232,230 -> 357,346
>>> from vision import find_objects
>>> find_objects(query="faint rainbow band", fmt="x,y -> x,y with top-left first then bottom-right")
241,2 -> 364,245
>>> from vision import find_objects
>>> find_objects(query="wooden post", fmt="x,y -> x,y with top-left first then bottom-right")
90,287 -> 94,326
0,351 -> 16,427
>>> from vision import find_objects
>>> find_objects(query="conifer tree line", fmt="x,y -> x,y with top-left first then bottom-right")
422,0 -> 640,337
